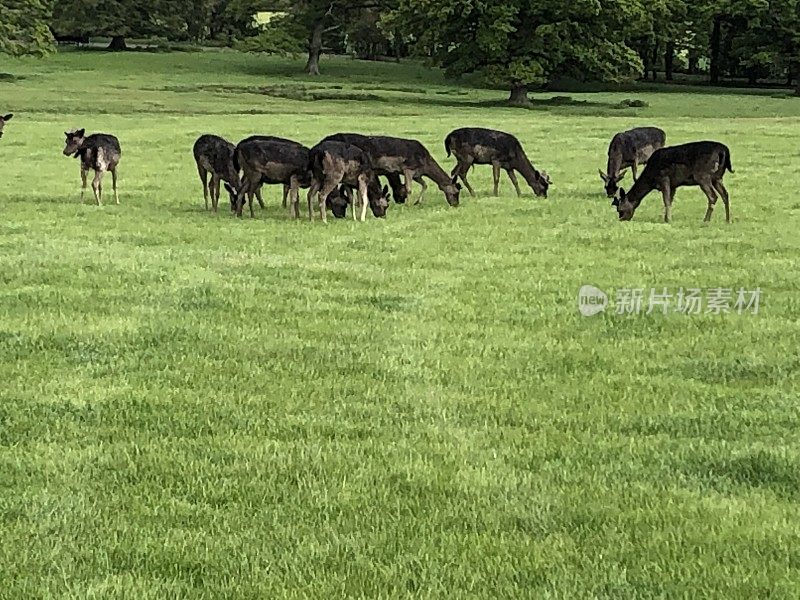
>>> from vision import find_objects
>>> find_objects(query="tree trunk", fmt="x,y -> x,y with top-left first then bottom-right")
710,16 -> 722,84
747,68 -> 757,86
688,49 -> 698,75
305,21 -> 324,76
664,41 -> 675,81
651,43 -> 659,81
508,84 -> 529,106
107,35 -> 127,51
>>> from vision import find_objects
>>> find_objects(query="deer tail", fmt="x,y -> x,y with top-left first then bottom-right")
444,133 -> 453,158
724,149 -> 734,174
232,146 -> 241,173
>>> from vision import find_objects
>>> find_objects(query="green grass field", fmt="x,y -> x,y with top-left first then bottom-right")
1,50 -> 800,598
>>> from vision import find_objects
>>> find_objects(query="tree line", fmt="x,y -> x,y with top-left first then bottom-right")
3,0 -> 799,101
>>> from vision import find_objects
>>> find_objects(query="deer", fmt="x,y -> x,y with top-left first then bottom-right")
193,134 -> 241,212
63,129 -> 121,206
599,127 -> 666,197
229,137 -> 361,220
321,133 -> 410,204
444,127 -> 551,198
325,134 -> 460,206
307,141 -> 389,223
612,141 -> 734,224
234,135 -> 307,212
0,114 -> 13,139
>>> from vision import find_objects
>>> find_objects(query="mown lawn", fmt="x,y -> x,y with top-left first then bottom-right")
1,50 -> 799,598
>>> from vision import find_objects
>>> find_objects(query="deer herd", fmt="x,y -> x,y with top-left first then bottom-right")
1,115 -> 734,224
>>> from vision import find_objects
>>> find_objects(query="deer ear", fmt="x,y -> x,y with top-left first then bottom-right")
76,128 -> 85,137
382,185 -> 389,196
617,171 -> 627,182
611,197 -> 620,207
451,175 -> 458,185
2,114 -> 12,121
599,169 -> 608,183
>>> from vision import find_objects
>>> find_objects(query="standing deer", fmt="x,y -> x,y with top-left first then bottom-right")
234,135 -> 307,211
0,114 -> 13,139
599,127 -> 666,197
612,141 -> 734,223
63,129 -> 121,205
193,134 -> 241,211
307,141 -> 389,223
444,127 -> 550,198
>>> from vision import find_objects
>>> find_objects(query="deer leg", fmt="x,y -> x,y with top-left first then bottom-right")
307,182 -> 320,221
412,176 -> 428,205
713,180 -> 731,223
491,162 -> 501,196
661,180 -> 673,223
403,169 -> 414,200
210,175 -> 220,211
198,165 -> 209,210
289,177 -> 300,219
92,170 -> 104,206
631,162 -> 638,181
111,167 -> 119,205
254,186 -> 265,209
80,166 -> 88,203
235,179 -> 251,218
507,169 -> 522,197
456,163 -> 476,197
319,180 -> 338,224
358,175 -> 369,222
700,180 -> 719,223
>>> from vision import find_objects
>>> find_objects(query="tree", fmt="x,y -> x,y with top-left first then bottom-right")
388,0 -> 649,104
0,0 -> 54,57
52,0 -> 194,49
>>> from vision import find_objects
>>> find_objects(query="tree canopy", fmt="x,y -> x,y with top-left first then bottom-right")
0,0 -> 53,56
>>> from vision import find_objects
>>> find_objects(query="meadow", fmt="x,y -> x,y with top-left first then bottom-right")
1,50 -> 799,598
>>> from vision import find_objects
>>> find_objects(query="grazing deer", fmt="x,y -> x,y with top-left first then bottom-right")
0,113 -> 13,139
599,127 -> 666,197
444,127 -> 550,198
307,141 -> 389,223
321,133 -> 409,204
613,141 -> 734,223
193,134 -> 241,211
232,137 -> 313,218
235,135 -> 306,211
63,129 -> 121,205
326,134 -> 460,206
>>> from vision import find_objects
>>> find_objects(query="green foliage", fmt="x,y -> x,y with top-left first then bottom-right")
388,0 -> 645,95
236,16 -> 304,54
0,0 -> 53,56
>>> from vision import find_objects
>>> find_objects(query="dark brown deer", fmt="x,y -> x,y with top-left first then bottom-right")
235,135 -> 306,211
326,134 -> 460,206
444,127 -> 550,198
232,137 -> 314,218
230,137 -> 362,220
307,141 -> 389,223
0,114 -> 13,139
193,134 -> 241,211
63,129 -> 122,205
612,141 -> 734,223
321,133 -> 410,204
599,127 -> 666,197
